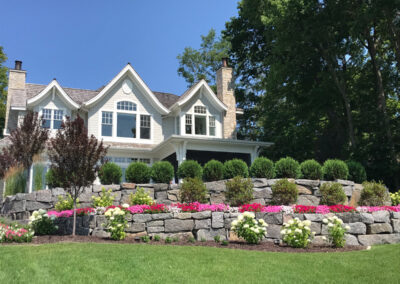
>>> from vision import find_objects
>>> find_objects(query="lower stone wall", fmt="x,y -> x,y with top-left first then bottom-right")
54,211 -> 400,246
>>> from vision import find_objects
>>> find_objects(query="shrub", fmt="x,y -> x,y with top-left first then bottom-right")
223,159 -> 249,179
92,188 -> 115,207
346,161 -> 367,183
5,166 -> 27,195
177,160 -> 203,179
322,159 -> 349,180
45,168 -> 62,188
151,161 -> 174,183
230,212 -> 268,244
203,160 -> 224,181
29,209 -> 58,236
98,162 -> 122,185
391,190 -> 400,206
323,216 -> 350,248
275,157 -> 301,178
55,194 -> 77,211
126,162 -> 151,184
281,218 -> 314,248
129,187 -> 154,205
172,237 -> 179,242
153,235 -> 161,241
359,181 -> 389,206
179,178 -> 208,203
271,179 -> 298,205
221,240 -> 229,246
225,176 -> 253,206
188,236 -> 196,243
214,235 -> 221,243
165,237 -> 172,243
104,207 -> 128,240
141,235 -> 150,243
319,182 -> 347,205
300,159 -> 322,180
250,157 -> 275,179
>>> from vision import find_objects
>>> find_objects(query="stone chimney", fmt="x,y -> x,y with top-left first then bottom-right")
216,58 -> 236,139
4,60 -> 26,135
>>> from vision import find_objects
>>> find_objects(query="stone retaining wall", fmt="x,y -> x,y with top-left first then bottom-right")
0,179 -> 370,220
54,211 -> 400,246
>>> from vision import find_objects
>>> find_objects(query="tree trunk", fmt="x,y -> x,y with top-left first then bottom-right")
72,193 -> 77,237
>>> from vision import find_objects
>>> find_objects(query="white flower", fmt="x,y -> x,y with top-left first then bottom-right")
295,228 -> 302,234
243,224 -> 249,229
287,229 -> 292,234
328,223 -> 334,227
281,229 -> 286,235
288,220 -> 294,225
322,236 -> 327,241
345,225 -> 351,230
337,219 -> 343,224
238,215 -> 244,221
243,212 -> 255,218
322,218 -> 328,224
303,220 -> 311,227
231,220 -> 238,227
122,203 -> 129,208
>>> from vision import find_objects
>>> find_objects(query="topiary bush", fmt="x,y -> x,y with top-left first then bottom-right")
271,178 -> 298,205
177,160 -> 203,179
225,176 -> 253,206
346,160 -> 367,183
300,159 -> 322,180
322,159 -> 349,180
151,161 -> 174,184
98,162 -> 122,185
319,182 -> 347,205
359,181 -> 390,206
275,157 -> 301,178
179,177 -> 208,203
125,162 -> 151,184
250,157 -> 275,179
203,160 -> 224,181
223,159 -> 249,179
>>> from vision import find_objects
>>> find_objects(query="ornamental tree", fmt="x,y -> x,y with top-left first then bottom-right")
48,115 -> 108,236
0,147 -> 16,179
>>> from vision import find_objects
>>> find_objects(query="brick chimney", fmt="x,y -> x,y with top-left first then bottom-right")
216,58 -> 236,139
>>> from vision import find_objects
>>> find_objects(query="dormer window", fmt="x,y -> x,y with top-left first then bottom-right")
42,109 -> 52,128
53,110 -> 64,129
117,101 -> 136,111
184,105 -> 218,137
194,106 -> 206,114
41,108 -> 64,129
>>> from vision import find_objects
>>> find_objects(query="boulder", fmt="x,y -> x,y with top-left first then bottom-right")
347,222 -> 366,235
372,211 -> 390,223
296,185 -> 312,195
250,199 -> 266,205
335,213 -> 362,223
345,234 -> 359,246
335,180 -> 354,186
392,219 -> 400,233
266,224 -> 282,239
210,193 -> 226,204
310,222 -> 321,234
132,214 -> 152,223
176,213 -> 192,220
195,219 -> 211,230
165,219 -> 194,232
212,212 -> 224,228
147,226 -> 164,233
155,191 -> 168,200
295,179 -> 320,188
151,213 -> 173,220
192,211 -> 211,219
392,212 -> 400,219
360,213 -> 374,224
358,234 -> 400,246
36,190 -> 52,202
312,236 -> 327,246
205,180 -> 226,192
26,201 -> 52,211
343,186 -> 353,197
253,187 -> 272,199
153,183 -> 169,191
367,223 -> 393,234
126,223 -> 145,233
263,213 -> 283,225
196,228 -> 226,241
297,195 -> 319,206
304,214 -> 324,222
147,220 -> 164,227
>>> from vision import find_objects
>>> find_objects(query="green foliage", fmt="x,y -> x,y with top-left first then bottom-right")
33,164 -> 44,191
275,157 -> 301,178
300,160 -> 322,180
346,161 -> 367,183
225,176 -> 253,206
223,159 -> 249,179
213,235 -> 221,243
250,157 -> 275,178
319,182 -> 347,205
322,160 -> 349,180
359,181 -> 389,206
200,237 -> 206,242
45,168 -> 62,188
29,209 -> 57,236
99,162 -> 122,185
153,235 -> 161,242
221,240 -> 229,246
203,159 -> 224,181
179,178 -> 208,203
150,161 -> 174,184
92,188 -> 115,207
5,167 -> 27,196
141,235 -> 150,243
55,194 -> 77,211
271,179 -> 298,205
172,237 -> 179,242
125,162 -> 150,184
177,160 -> 203,179
0,46 -> 8,137
165,237 -> 172,243
231,212 -> 267,244
129,187 -> 154,205
391,190 -> 400,206
323,216 -> 349,248
104,207 -> 127,240
187,236 -> 196,243
281,218 -> 313,248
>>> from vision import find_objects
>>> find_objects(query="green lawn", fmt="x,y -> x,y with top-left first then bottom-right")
0,243 -> 399,284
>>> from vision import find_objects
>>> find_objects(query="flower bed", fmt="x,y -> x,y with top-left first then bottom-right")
0,223 -> 34,243
47,208 -> 95,218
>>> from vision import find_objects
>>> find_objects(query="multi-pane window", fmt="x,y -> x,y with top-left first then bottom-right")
194,106 -> 206,114
209,116 -> 216,136
185,114 -> 192,134
140,115 -> 151,139
117,101 -> 136,111
102,111 -> 113,137
42,109 -> 52,128
195,116 -> 206,135
140,158 -> 151,164
117,113 -> 136,138
53,110 -> 64,129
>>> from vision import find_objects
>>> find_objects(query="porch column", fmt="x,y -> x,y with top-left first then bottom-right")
28,164 -> 33,193
172,141 -> 188,165
250,146 -> 260,164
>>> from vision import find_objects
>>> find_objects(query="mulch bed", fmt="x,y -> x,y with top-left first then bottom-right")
2,235 -> 367,253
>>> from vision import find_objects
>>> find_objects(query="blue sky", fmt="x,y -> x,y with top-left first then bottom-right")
0,0 -> 238,95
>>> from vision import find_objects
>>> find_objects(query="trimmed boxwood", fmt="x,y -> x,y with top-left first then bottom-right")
275,157 -> 301,178
177,160 -> 203,179
98,162 -> 122,185
223,159 -> 249,179
300,159 -> 322,180
271,178 -> 298,205
319,182 -> 347,205
126,162 -> 151,184
151,161 -> 174,184
359,181 -> 389,206
203,160 -> 224,181
250,157 -> 275,179
346,160 -> 367,183
322,159 -> 349,180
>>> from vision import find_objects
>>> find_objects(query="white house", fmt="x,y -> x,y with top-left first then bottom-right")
1,59 -> 272,187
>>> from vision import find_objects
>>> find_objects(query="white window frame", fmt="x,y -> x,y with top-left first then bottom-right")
39,107 -> 66,130
181,104 -> 220,138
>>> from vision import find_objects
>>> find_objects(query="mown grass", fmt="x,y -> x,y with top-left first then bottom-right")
0,243 -> 399,284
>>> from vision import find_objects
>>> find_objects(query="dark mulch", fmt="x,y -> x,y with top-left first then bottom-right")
2,235 -> 367,253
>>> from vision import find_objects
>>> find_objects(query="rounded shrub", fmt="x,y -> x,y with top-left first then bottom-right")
322,159 -> 349,180
177,160 -> 203,179
275,157 -> 301,178
150,161 -> 174,184
179,177 -> 208,203
300,159 -> 322,180
225,176 -> 253,206
346,160 -> 367,183
271,178 -> 298,205
98,162 -> 122,185
125,162 -> 151,184
203,160 -> 224,181
249,157 -> 275,179
359,181 -> 389,206
223,159 -> 249,179
319,182 -> 347,205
